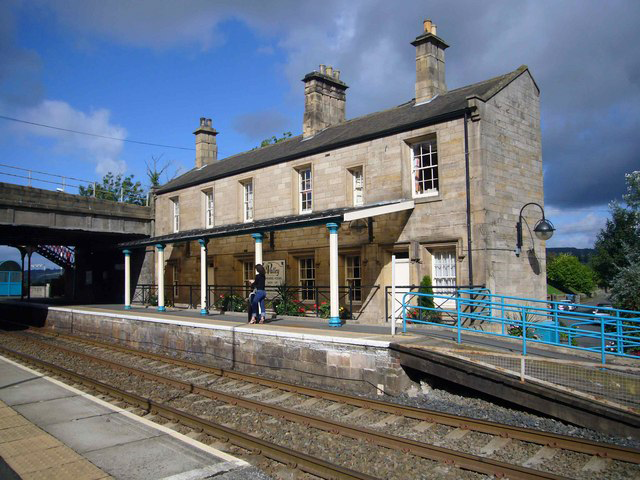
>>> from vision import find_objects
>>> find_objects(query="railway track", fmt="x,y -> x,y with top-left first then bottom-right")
1,329 -> 639,479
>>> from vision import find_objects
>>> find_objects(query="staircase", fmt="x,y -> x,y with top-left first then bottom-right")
37,245 -> 75,269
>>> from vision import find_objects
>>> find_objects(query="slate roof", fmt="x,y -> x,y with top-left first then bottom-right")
157,66 -> 530,195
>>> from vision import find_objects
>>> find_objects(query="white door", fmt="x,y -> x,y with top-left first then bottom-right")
392,256 -> 410,322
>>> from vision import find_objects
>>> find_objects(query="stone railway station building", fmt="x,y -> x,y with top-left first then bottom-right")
122,20 -> 546,325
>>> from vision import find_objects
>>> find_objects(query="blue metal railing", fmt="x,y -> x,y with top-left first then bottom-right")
401,288 -> 640,364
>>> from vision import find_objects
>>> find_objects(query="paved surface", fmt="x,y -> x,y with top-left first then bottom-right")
0,355 -> 253,480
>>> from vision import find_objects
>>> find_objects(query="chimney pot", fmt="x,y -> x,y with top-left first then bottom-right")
412,19 -> 448,103
194,116 -> 218,168
302,65 -> 348,138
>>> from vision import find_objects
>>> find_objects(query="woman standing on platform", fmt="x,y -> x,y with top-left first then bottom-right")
249,264 -> 267,324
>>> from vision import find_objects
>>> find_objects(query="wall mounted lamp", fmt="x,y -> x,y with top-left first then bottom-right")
515,202 -> 554,257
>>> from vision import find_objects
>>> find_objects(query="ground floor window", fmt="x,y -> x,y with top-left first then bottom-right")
432,249 -> 456,293
243,260 -> 254,294
299,257 -> 315,301
345,255 -> 362,302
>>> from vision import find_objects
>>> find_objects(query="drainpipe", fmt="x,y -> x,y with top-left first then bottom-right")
464,110 -> 473,285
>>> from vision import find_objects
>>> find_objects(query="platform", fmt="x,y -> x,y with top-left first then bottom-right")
1,300 -> 639,439
0,355 -> 251,480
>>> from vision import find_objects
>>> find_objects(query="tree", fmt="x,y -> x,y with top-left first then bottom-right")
590,171 -> 640,290
547,253 -> 597,295
145,154 -> 181,189
79,172 -> 146,205
258,132 -> 292,148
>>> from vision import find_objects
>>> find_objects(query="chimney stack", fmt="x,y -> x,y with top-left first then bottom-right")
193,117 -> 218,168
412,18 -> 448,104
302,65 -> 348,138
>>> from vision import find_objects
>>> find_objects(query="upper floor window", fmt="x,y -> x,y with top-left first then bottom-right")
204,189 -> 214,228
299,167 -> 312,213
351,167 -> 364,206
412,139 -> 439,198
171,197 -> 180,232
242,180 -> 254,222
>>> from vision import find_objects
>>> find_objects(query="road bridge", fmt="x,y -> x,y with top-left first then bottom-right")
0,182 -> 154,302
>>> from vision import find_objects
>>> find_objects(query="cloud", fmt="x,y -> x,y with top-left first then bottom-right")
9,1 -> 640,218
232,110 -> 290,141
14,100 -> 127,176
546,207 -> 609,248
0,1 -> 44,108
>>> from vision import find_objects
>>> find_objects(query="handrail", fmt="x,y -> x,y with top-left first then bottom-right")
399,289 -> 640,364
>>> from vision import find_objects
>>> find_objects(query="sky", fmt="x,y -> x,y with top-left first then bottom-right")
1,0 -> 639,266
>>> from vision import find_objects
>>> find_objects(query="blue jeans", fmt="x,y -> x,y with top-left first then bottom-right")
251,289 -> 266,320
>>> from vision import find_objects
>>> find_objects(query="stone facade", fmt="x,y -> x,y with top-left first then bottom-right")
142,22 -> 547,325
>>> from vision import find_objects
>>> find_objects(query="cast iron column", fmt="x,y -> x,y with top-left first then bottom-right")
198,239 -> 208,315
123,249 -> 131,310
156,244 -> 166,312
326,222 -> 341,327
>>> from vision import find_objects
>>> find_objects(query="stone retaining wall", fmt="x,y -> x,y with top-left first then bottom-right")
37,307 -> 414,396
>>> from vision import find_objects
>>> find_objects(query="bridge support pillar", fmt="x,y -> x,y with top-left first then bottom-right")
156,244 -> 166,312
326,223 -> 341,327
198,239 -> 208,315
123,249 -> 131,310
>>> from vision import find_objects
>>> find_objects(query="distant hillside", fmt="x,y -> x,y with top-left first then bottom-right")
29,269 -> 63,285
547,247 -> 595,264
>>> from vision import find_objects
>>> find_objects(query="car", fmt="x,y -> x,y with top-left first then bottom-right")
593,303 -> 613,315
556,300 -> 576,311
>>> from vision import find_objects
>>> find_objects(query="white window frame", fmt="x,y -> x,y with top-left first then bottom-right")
352,168 -> 364,207
242,180 -> 254,222
411,139 -> 439,198
243,260 -> 255,295
345,255 -> 362,303
299,167 -> 312,213
432,249 -> 456,294
299,257 -> 315,302
204,189 -> 214,228
171,197 -> 180,232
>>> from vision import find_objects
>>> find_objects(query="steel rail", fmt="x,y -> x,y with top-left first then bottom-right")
24,329 -> 640,465
0,337 -> 570,479
0,345 -> 376,480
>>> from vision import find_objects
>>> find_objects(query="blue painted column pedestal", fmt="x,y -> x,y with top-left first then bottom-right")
326,223 -> 341,327
198,239 -> 208,315
156,244 -> 166,312
123,249 -> 131,310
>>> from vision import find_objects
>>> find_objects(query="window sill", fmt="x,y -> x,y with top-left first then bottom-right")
413,194 -> 442,204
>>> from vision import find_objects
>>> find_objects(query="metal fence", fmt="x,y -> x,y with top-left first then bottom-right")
421,347 -> 640,412
400,288 -> 640,364
132,283 -> 379,320
384,284 -> 485,323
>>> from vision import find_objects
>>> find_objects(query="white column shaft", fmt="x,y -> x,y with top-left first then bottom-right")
157,248 -> 165,308
330,230 -> 339,319
124,254 -> 131,308
200,244 -> 207,310
255,241 -> 263,265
